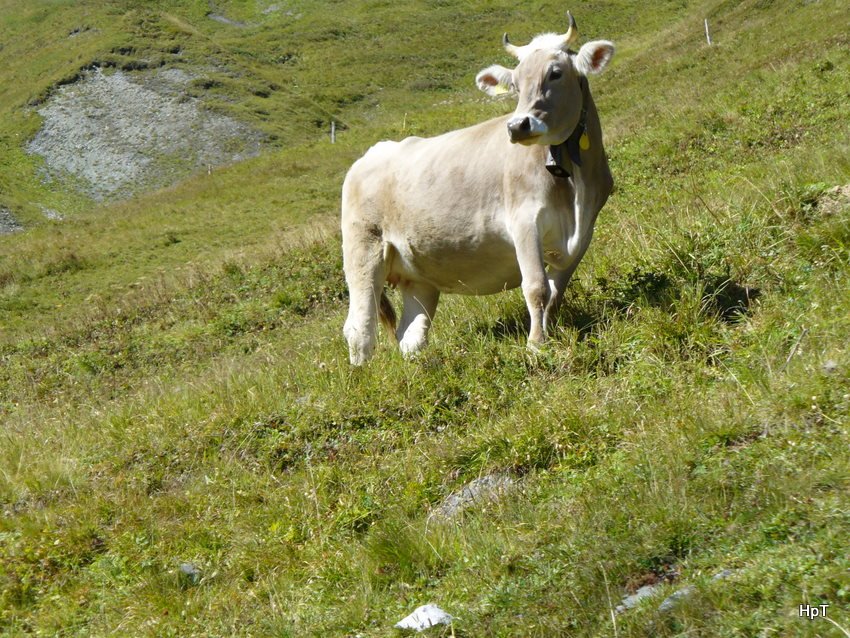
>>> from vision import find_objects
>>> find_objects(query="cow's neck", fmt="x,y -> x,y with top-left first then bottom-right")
545,76 -> 589,179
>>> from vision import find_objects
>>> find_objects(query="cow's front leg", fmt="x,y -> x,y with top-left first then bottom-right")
513,223 -> 551,347
342,224 -> 389,365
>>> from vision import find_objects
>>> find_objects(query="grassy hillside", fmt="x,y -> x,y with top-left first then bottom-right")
2,0 -> 849,636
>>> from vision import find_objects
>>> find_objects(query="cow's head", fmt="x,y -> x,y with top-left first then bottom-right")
475,13 -> 614,146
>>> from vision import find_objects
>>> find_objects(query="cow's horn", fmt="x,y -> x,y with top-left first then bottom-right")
560,11 -> 579,47
503,32 -> 521,58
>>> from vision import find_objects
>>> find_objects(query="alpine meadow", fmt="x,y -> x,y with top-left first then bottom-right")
1,0 -> 849,636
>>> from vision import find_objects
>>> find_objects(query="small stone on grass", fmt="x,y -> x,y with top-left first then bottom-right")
178,562 -> 201,587
395,604 -> 453,632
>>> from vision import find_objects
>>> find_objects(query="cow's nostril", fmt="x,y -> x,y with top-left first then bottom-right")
508,116 -> 531,133
507,115 -> 544,142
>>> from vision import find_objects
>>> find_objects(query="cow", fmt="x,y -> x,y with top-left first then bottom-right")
341,13 -> 614,365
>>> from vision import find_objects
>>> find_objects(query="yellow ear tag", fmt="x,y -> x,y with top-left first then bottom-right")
491,85 -> 510,96
579,132 -> 590,151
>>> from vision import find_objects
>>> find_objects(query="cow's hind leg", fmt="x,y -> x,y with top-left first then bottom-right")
343,230 -> 388,365
396,282 -> 439,358
544,234 -> 594,333
544,265 -> 576,333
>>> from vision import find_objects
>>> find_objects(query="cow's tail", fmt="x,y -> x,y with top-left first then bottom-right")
378,290 -> 398,342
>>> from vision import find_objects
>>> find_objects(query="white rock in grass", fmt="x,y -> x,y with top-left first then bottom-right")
395,604 -> 453,631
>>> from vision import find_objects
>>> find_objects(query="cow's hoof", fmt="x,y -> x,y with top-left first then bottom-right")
347,337 -> 374,366
345,323 -> 376,366
349,351 -> 368,366
526,338 -> 547,354
399,338 -> 426,360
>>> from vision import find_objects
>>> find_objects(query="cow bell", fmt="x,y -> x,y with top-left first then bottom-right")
545,144 -> 571,178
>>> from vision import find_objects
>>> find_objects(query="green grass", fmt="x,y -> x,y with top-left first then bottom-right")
2,0 -> 850,635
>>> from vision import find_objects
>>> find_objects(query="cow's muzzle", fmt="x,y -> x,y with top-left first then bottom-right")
507,114 -> 548,144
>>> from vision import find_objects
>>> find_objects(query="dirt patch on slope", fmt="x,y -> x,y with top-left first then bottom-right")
27,67 -> 263,201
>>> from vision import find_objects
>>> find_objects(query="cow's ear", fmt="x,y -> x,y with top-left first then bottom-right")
574,40 -> 615,75
475,65 -> 515,96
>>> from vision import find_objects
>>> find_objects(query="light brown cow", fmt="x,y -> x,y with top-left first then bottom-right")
342,13 -> 614,365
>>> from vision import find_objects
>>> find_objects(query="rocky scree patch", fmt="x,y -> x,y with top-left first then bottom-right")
27,67 -> 263,201
0,206 -> 23,235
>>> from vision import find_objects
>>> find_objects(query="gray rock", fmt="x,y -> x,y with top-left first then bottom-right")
819,184 -> 850,216
822,360 -> 839,374
433,473 -> 514,520
0,207 -> 23,234
41,207 -> 64,221
657,585 -> 695,613
178,562 -> 202,586
712,568 -> 734,581
615,585 -> 659,613
617,568 -> 735,615
208,14 -> 248,27
656,569 -> 735,613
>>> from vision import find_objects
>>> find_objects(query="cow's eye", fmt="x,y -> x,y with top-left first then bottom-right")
549,68 -> 562,81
